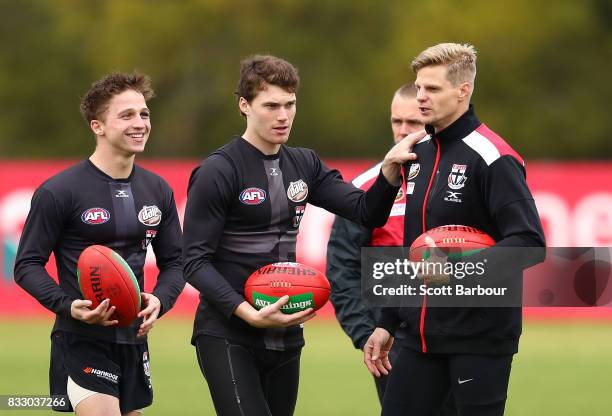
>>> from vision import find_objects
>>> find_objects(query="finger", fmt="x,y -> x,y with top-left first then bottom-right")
91,299 -> 111,315
72,299 -> 92,309
285,308 -> 315,325
425,236 -> 446,260
375,358 -> 390,376
382,355 -> 393,371
101,304 -> 116,321
366,358 -> 381,377
138,304 -> 155,318
140,310 -> 159,328
271,295 -> 289,311
371,339 -> 382,361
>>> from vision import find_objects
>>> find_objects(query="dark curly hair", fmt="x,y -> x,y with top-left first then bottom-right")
79,72 -> 155,123
236,55 -> 300,108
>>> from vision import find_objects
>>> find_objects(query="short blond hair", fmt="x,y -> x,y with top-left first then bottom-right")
411,43 -> 477,86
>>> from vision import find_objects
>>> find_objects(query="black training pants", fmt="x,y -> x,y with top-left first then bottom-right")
195,335 -> 301,416
382,347 -> 513,416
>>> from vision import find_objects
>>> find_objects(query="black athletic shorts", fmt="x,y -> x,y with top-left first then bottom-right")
49,330 -> 153,413
195,334 -> 301,416
382,347 -> 513,416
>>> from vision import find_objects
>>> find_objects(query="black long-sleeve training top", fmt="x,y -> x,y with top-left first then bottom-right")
14,160 -> 185,344
183,136 -> 400,350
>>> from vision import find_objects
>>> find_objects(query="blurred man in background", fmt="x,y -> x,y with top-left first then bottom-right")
365,43 -> 545,416
327,84 -> 456,414
14,73 -> 185,415
326,83 -> 422,400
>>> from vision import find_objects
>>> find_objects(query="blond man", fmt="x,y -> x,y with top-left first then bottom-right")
365,43 -> 545,415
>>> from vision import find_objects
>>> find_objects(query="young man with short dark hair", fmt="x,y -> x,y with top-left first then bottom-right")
183,55 -> 425,416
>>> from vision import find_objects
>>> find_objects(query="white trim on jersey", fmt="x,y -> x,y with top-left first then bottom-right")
462,131 -> 501,166
416,135 -> 432,145
352,162 -> 383,188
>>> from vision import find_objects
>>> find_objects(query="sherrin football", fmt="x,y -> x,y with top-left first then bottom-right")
409,225 -> 495,261
77,245 -> 141,327
245,262 -> 330,314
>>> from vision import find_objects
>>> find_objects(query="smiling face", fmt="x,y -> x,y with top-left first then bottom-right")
414,64 -> 472,132
239,83 -> 296,154
90,89 -> 151,157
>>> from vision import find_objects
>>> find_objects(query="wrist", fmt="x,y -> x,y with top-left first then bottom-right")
235,301 -> 258,325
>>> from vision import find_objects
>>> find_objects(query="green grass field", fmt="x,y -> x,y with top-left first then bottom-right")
1,318 -> 611,415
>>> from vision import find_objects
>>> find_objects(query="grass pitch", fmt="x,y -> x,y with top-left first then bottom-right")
0,318 -> 611,415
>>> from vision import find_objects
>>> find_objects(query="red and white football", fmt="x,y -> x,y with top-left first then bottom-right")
244,262 -> 330,314
77,245 -> 141,327
409,225 -> 495,261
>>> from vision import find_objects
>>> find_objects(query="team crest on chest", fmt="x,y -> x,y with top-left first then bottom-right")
292,205 -> 306,227
448,164 -> 468,190
240,187 -> 266,205
138,205 -> 162,226
141,229 -> 158,249
287,180 -> 308,203
81,208 -> 110,225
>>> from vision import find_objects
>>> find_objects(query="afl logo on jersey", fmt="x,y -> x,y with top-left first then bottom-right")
287,180 -> 308,203
240,188 -> 266,205
138,205 -> 162,226
81,208 -> 110,225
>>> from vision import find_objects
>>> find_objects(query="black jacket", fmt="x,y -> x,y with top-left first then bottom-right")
378,106 -> 546,355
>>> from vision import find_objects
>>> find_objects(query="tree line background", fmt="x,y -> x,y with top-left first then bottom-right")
0,0 -> 610,160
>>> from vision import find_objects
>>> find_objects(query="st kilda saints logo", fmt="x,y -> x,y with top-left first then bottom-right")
292,205 -> 305,227
287,180 -> 308,203
448,164 -> 468,190
240,187 -> 266,205
141,229 -> 158,250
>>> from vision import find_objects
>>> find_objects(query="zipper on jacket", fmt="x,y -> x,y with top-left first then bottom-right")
419,137 -> 441,353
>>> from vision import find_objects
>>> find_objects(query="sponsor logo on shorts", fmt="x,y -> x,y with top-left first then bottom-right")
448,164 -> 468,190
287,180 -> 308,203
407,163 -> 420,180
81,208 -> 110,225
240,187 -> 266,205
138,205 -> 162,226
83,366 -> 119,384
143,351 -> 152,389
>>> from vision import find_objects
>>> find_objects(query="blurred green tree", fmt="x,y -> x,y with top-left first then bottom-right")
0,0 -> 609,159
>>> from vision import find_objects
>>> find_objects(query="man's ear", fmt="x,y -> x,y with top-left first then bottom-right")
90,119 -> 104,136
238,97 -> 250,116
458,82 -> 472,101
